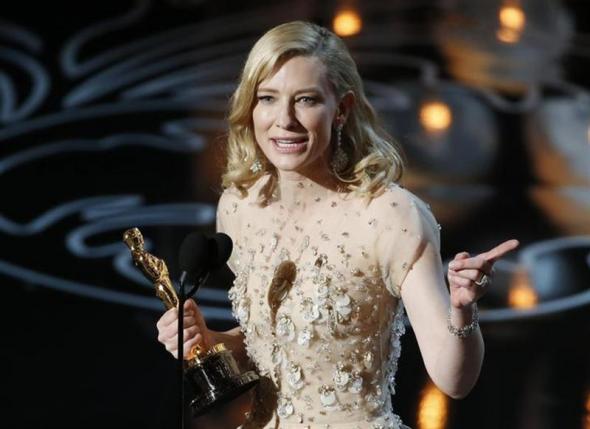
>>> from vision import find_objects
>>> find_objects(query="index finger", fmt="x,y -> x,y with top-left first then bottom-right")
480,239 -> 520,263
158,307 -> 178,328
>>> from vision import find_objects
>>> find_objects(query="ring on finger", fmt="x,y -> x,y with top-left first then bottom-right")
474,273 -> 489,287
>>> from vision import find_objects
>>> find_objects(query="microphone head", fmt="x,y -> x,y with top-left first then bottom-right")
178,232 -> 209,275
210,233 -> 233,269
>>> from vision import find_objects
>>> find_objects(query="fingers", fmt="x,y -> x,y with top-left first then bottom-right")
156,300 -> 199,329
481,239 -> 520,263
449,268 -> 485,283
165,336 -> 205,359
448,255 -> 492,274
448,253 -> 490,296
156,307 -> 178,330
448,273 -> 476,288
447,241 -> 518,308
157,310 -> 197,331
163,326 -> 199,347
184,298 -> 198,312
156,299 -> 209,359
184,333 -> 205,357
449,238 -> 520,272
448,273 -> 471,287
156,304 -> 199,345
173,334 -> 207,359
161,326 -> 204,358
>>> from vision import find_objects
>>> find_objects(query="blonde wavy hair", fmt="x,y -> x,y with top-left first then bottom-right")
222,21 -> 404,199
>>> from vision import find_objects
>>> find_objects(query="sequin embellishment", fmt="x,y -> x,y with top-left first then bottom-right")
277,396 -> 295,418
276,314 -> 296,341
297,326 -> 313,347
319,385 -> 338,409
287,363 -> 305,390
302,298 -> 320,322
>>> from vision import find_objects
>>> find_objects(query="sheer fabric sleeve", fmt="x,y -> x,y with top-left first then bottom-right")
216,189 -> 240,274
376,187 -> 441,298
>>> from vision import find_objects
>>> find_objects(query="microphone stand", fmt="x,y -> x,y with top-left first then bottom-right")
177,271 -> 210,429
178,275 -> 186,429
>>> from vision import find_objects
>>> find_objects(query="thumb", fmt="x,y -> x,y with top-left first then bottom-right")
184,298 -> 198,313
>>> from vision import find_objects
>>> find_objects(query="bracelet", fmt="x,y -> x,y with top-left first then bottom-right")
447,305 -> 479,339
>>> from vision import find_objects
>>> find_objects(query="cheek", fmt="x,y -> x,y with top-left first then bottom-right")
252,107 -> 271,133
308,113 -> 334,145
252,106 -> 274,124
252,112 -> 268,149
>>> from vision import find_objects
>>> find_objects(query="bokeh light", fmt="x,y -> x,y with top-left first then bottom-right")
508,270 -> 538,309
496,27 -> 522,43
497,4 -> 526,44
419,100 -> 453,133
333,8 -> 362,37
585,389 -> 590,429
417,382 -> 449,429
499,5 -> 526,31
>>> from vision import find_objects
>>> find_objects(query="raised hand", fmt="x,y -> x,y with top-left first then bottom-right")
156,299 -> 212,359
447,239 -> 520,309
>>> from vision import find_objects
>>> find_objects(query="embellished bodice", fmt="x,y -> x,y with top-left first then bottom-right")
218,177 -> 439,429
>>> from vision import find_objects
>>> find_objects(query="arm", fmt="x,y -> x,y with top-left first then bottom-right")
401,239 -> 519,399
210,326 -> 249,369
156,190 -> 250,364
401,241 -> 483,399
156,301 -> 249,368
211,190 -> 250,366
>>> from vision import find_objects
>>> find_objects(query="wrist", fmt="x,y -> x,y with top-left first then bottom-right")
204,328 -> 216,348
447,304 -> 479,339
450,303 -> 476,324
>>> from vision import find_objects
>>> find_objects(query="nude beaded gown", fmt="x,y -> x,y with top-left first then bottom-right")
217,175 -> 440,429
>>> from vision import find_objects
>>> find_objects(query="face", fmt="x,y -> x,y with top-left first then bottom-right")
252,55 -> 341,178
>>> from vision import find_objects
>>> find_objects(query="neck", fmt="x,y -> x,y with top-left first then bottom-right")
275,167 -> 341,210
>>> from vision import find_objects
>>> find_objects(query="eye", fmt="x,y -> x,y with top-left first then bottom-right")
296,96 -> 317,105
257,95 -> 275,104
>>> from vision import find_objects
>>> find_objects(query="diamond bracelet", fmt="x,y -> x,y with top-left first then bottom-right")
447,305 -> 479,339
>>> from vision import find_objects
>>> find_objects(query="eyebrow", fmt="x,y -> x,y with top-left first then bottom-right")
256,86 -> 323,95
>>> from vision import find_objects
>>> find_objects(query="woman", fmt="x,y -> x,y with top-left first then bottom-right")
157,21 -> 518,429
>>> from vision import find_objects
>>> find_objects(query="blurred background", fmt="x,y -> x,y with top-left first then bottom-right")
1,0 -> 589,428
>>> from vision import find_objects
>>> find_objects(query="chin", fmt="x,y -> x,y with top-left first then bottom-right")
266,155 -> 306,172
272,162 -> 305,173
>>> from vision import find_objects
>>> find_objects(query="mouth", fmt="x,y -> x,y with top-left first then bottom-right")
271,137 -> 308,154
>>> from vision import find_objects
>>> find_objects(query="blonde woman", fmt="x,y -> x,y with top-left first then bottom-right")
157,21 -> 518,429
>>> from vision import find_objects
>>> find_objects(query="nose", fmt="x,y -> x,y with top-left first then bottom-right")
275,100 -> 298,130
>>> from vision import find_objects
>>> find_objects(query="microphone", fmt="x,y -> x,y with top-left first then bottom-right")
175,232 -> 233,428
178,232 -> 233,296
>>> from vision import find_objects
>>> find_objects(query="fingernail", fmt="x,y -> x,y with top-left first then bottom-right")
449,262 -> 457,269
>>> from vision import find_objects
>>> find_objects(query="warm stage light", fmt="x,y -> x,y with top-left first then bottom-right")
496,27 -> 521,44
417,382 -> 449,429
333,8 -> 362,37
497,4 -> 526,44
508,270 -> 538,309
499,5 -> 526,31
419,100 -> 453,133
585,389 -> 590,429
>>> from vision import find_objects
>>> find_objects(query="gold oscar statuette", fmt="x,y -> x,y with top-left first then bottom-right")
122,227 -> 259,416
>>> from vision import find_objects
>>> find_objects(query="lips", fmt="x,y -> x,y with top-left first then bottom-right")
271,137 -> 308,154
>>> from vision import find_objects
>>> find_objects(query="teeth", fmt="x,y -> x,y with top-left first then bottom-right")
276,140 -> 304,144
274,141 -> 305,148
